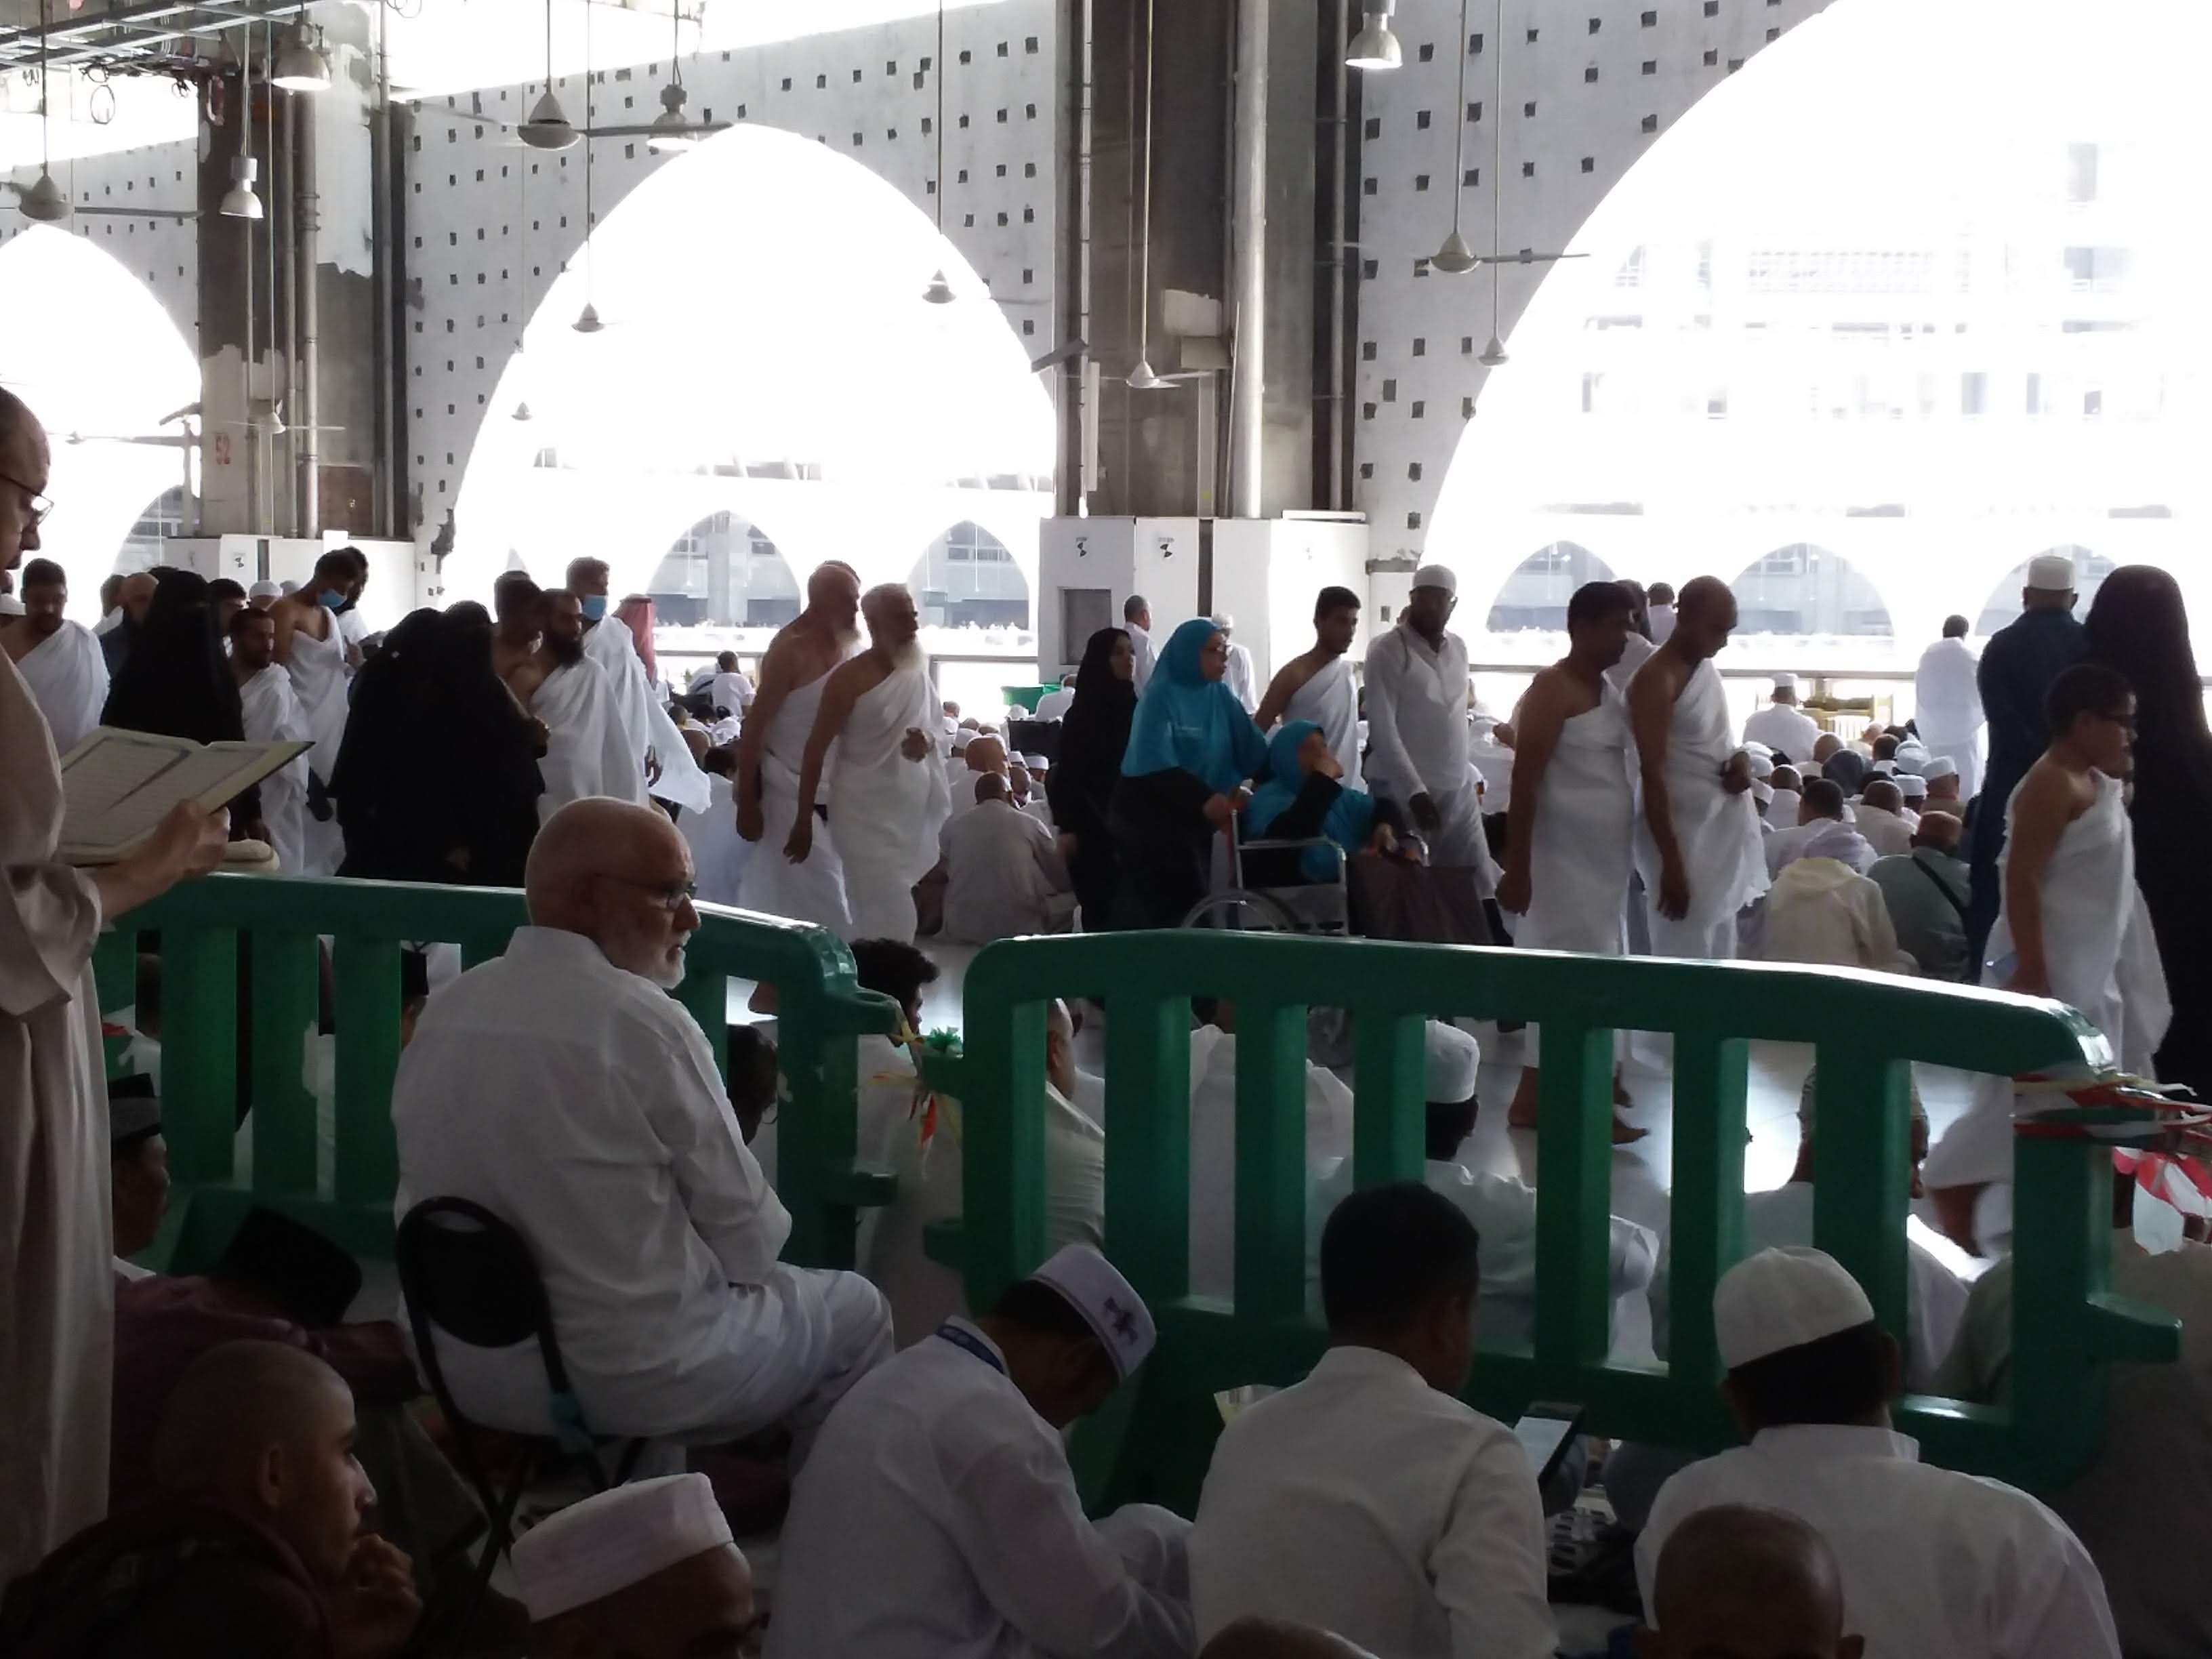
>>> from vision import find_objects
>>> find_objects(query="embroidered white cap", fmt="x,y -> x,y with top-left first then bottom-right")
1027,1244 -> 1155,1378
1210,613 -> 1235,632
2027,553 -> 2076,592
1771,672 -> 1799,694
1897,772 -> 1928,800
1713,1246 -> 1876,1370
1425,1021 -> 1481,1103
1411,563 -> 1457,596
1022,752 -> 1050,771
1926,756 -> 1959,781
510,1473 -> 736,1622
949,729 -> 975,753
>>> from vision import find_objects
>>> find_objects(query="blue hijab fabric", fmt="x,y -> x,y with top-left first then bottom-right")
1120,617 -> 1269,792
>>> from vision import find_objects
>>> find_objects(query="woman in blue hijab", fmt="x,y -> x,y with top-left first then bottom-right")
1107,617 -> 1269,926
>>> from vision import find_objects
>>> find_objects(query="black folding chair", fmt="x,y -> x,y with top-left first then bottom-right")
394,1197 -> 648,1626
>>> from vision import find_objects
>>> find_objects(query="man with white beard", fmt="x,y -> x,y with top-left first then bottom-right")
528,589 -> 650,822
737,562 -> 861,933
0,559 -> 106,755
785,585 -> 952,944
1914,613 -> 1984,802
268,550 -> 360,874
228,605 -> 312,872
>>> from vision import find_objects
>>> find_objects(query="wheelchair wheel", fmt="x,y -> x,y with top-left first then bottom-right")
1179,888 -> 1305,934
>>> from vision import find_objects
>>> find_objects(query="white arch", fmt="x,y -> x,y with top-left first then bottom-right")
0,226 -> 199,621
448,123 -> 1053,608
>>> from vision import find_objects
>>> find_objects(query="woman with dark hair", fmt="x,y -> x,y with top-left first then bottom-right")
1048,626 -> 1139,928
330,607 -> 541,886
2085,564 -> 2212,1097
100,567 -> 260,838
1109,617 -> 1269,928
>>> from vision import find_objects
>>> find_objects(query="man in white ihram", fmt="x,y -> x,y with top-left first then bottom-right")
1637,1246 -> 2119,1659
769,1244 -> 1193,1658
784,583 -> 951,944
228,605 -> 312,873
0,558 -> 105,756
1213,614 -> 1258,713
1628,575 -> 1769,958
1256,586 -> 1364,787
1914,613 -> 1984,801
391,797 -> 891,1459
737,562 -> 860,933
565,556 -> 712,819
1364,565 -> 1492,878
1742,673 -> 1824,762
529,588 -> 650,822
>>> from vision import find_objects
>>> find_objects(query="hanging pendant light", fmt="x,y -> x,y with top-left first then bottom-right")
922,270 -> 955,306
648,6 -> 703,152
1477,0 -> 1507,365
1431,0 -> 1477,273
572,300 -> 603,333
1347,1 -> 1402,70
519,1 -> 578,151
271,12 -> 329,94
23,0 -> 70,223
511,399 -> 535,422
20,169 -> 69,224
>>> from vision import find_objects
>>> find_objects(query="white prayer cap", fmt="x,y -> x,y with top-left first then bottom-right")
1210,613 -> 1234,632
1771,672 -> 1799,695
1897,772 -> 1928,800
1740,740 -> 1774,759
1744,750 -> 1774,781
1713,1247 -> 1875,1370
1410,563 -> 1457,596
2026,553 -> 2076,592
1424,1021 -> 1481,1103
1752,780 -> 1775,806
248,580 -> 283,600
1022,752 -> 1050,771
949,730 -> 975,753
510,1473 -> 735,1622
1926,756 -> 1959,781
1027,1244 -> 1155,1379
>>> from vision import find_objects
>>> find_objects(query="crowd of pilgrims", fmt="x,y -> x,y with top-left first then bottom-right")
8,383 -> 2212,1656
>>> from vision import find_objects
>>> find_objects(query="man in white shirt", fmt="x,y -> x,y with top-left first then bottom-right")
1363,565 -> 1490,874
1214,614 -> 1258,713
229,606 -> 312,872
1638,1502 -> 1865,1659
1035,673 -> 1076,721
1851,777 -> 1915,859
1758,836 -> 1917,975
1914,614 -> 1984,802
0,558 -> 106,756
1192,1183 -> 1555,1659
1125,594 -> 1156,692
1743,674 -> 1824,762
769,1245 -> 1193,1659
1637,1247 -> 2121,1659
391,798 -> 892,1456
941,774 -> 1075,943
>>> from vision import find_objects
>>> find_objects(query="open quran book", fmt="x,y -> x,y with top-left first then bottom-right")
59,726 -> 312,864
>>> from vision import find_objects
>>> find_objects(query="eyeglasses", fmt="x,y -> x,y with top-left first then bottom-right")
0,471 -> 54,528
598,873 -> 698,911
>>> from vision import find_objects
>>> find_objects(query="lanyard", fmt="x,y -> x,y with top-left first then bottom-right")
933,1322 -> 1006,1376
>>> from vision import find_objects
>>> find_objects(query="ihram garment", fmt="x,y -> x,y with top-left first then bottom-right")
737,662 -> 853,935
1630,655 -> 1767,958
13,620 -> 106,756
829,659 -> 951,943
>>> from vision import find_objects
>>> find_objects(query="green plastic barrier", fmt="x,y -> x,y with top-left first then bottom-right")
1001,683 -> 1057,712
928,932 -> 2181,1507
92,872 -> 900,1273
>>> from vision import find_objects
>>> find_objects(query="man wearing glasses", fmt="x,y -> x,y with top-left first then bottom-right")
391,796 -> 892,1465
0,388 -> 229,1582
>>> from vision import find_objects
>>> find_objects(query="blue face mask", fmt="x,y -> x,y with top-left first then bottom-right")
579,594 -> 608,623
316,589 -> 346,610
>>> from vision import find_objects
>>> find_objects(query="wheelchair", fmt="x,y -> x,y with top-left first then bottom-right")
1178,817 -> 1351,936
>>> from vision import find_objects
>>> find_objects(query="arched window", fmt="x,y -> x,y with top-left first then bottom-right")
1974,548 -> 2114,636
1729,546 -> 1893,639
1482,543 -> 1616,634
648,512 -> 802,628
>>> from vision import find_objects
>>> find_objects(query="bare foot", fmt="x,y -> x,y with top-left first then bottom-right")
1611,1113 -> 1649,1145
1613,1072 -> 1633,1109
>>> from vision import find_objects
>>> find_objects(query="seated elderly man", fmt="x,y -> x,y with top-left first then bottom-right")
392,798 -> 891,1460
1763,779 -> 1875,878
512,1473 -> 758,1659
1851,778 -> 1916,859
1758,826 -> 1917,975
1638,1504 -> 1865,1659
0,1341 -> 420,1658
1636,1248 -> 2119,1659
1866,810 -> 1970,980
941,773 -> 1076,943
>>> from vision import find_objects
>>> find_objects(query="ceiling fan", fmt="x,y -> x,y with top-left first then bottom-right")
4,180 -> 198,222
1126,0 -> 1214,391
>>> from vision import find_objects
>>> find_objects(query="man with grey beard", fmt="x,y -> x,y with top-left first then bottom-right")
786,584 -> 951,943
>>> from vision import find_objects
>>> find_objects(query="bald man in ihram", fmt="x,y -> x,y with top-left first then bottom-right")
737,561 -> 862,933
391,798 -> 891,1459
785,583 -> 951,943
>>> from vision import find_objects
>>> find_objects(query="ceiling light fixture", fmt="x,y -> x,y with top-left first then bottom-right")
649,5 -> 703,152
219,153 -> 264,219
271,16 -> 329,93
1477,0 -> 1507,365
1431,0 -> 1477,273
1347,1 -> 1402,70
573,300 -> 603,333
922,0 -> 954,304
519,0 -> 578,151
22,0 -> 69,223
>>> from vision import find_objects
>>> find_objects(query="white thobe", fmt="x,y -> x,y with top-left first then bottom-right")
238,664 -> 312,873
1192,1345 -> 1555,1659
1188,1026 -> 1353,1301
767,1319 -> 1194,1659
1223,640 -> 1258,712
678,773 -> 753,908
285,619 -> 351,875
582,618 -> 710,815
1631,655 -> 1768,958
1307,1160 -> 1656,1350
1282,655 -> 1361,790
1647,602 -> 1677,644
1364,623 -> 1488,871
737,663 -> 853,935
1743,701 -> 1824,762
1767,787 -> 1803,828
1765,819 -> 1877,879
391,926 -> 890,1444
1853,803 -> 1917,859
1637,1425 -> 2121,1659
337,605 -> 370,651
1035,684 -> 1076,721
1127,623 -> 1156,692
1915,636 -> 1985,800
941,799 -> 1073,944
1758,857 -> 1919,973
863,1081 -> 1105,1346
830,662 -> 952,943
1509,689 -> 1633,956
710,670 -> 754,716
530,657 -> 650,822
1926,773 -> 2169,1192
12,621 -> 106,756
0,651 -> 112,1582
1650,1182 -> 1965,1391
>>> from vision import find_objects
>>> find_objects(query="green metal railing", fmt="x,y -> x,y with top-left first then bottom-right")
926,932 -> 2181,1508
93,872 -> 899,1273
